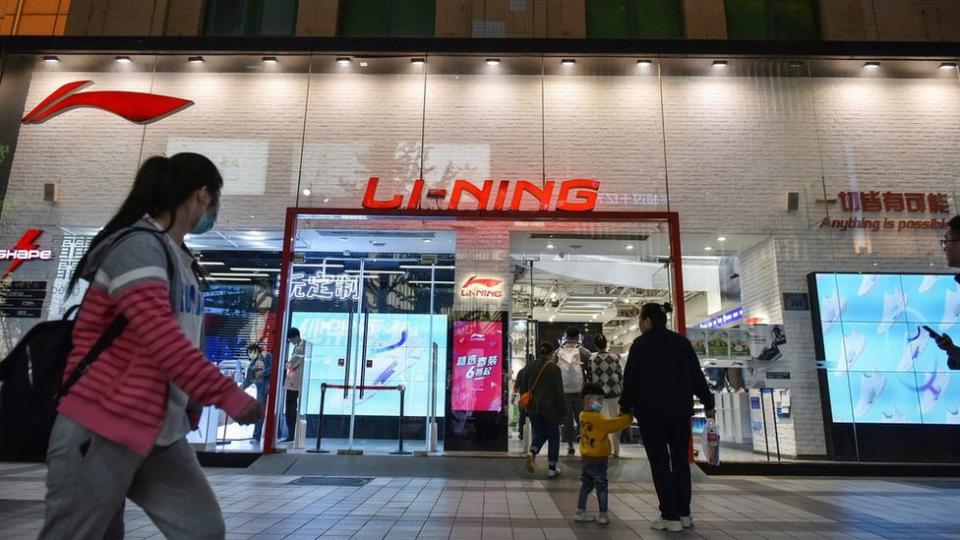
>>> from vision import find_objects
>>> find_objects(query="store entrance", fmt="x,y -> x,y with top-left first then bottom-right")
264,209 -> 686,457
275,229 -> 454,455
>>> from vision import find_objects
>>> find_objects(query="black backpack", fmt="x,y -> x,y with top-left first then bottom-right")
0,228 -> 174,462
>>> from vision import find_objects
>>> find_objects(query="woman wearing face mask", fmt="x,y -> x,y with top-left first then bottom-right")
39,153 -> 263,540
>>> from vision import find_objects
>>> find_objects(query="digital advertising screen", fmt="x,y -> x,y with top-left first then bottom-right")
810,272 -> 960,426
451,320 -> 504,412
290,311 -> 447,418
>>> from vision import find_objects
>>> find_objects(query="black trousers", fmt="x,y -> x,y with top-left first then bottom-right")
638,417 -> 692,521
284,389 -> 299,440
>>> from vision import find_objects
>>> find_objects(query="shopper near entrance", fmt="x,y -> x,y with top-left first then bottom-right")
520,341 -> 567,478
39,153 -> 263,540
620,302 -> 716,533
574,382 -> 633,525
283,328 -> 308,443
588,334 -> 625,457
242,343 -> 272,442
554,326 -> 592,455
934,216 -> 960,370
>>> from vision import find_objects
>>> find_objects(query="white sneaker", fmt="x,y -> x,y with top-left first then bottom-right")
680,515 -> 693,529
547,466 -> 561,478
597,512 -> 610,525
574,510 -> 595,522
650,518 -> 683,532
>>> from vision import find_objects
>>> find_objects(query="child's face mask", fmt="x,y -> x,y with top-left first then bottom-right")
590,400 -> 603,412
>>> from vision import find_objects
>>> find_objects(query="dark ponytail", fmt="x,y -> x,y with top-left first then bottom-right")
640,302 -> 672,327
594,334 -> 608,351
68,153 -> 223,294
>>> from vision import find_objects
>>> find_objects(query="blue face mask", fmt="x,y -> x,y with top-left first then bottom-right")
590,400 -> 603,412
190,204 -> 218,235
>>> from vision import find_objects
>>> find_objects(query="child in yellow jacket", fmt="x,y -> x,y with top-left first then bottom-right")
575,382 -> 633,525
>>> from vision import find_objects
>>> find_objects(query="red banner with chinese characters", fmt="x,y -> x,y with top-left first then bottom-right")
451,320 -> 503,412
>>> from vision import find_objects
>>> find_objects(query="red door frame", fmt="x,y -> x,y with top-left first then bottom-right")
262,207 -> 685,455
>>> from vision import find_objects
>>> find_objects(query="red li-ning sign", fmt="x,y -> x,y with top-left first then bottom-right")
361,177 -> 600,212
460,276 -> 504,299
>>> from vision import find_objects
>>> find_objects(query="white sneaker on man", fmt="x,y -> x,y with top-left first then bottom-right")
680,515 -> 694,528
650,518 -> 683,532
574,510 -> 595,522
547,466 -> 561,478
597,512 -> 610,525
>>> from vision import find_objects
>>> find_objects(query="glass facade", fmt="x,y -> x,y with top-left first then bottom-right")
1,51 -> 959,463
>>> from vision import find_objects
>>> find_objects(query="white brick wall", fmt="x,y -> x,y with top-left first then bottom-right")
4,59 -> 960,457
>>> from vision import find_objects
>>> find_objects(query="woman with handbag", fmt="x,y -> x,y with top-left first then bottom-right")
39,153 -> 263,540
518,341 -> 567,478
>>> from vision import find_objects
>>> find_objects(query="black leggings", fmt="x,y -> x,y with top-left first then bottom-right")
284,389 -> 299,439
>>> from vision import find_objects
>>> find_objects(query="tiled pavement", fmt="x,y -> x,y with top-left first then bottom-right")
2,461 -> 960,539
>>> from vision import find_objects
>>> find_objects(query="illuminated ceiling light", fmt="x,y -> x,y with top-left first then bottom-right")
188,56 -> 205,64
198,261 -> 225,266
340,237 -> 348,242
863,62 -> 880,70
423,238 -> 433,243
561,58 -> 576,66
549,316 -> 556,322
302,188 -> 312,197
637,59 -> 652,66
625,244 -> 635,251
323,197 -> 330,203
712,60 -> 728,69
592,314 -> 598,320
788,60 -> 804,69
630,324 -> 639,331
550,292 -> 558,300
939,62 -> 958,71
546,243 -> 555,249
704,246 -> 714,251
336,57 -> 351,66
411,57 -> 426,65
717,236 -> 727,242
486,58 -> 500,65
359,61 -> 369,68
262,56 -> 279,64
42,55 -> 60,63
115,56 -> 132,64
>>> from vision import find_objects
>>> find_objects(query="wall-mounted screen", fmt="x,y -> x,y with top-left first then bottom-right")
810,273 -> 960,426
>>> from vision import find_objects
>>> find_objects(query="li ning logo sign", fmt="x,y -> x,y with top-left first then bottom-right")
362,177 -> 600,212
460,276 -> 504,299
22,81 -> 193,125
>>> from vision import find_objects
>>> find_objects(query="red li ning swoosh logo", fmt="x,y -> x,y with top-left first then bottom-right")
21,81 -> 194,125
463,276 -> 502,289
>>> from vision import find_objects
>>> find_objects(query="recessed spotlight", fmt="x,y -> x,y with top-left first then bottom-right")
561,58 -> 576,66
546,243 -> 555,249
423,238 -> 432,243
712,60 -> 728,69
359,61 -> 369,68
188,56 -> 205,64
549,316 -> 556,322
704,246 -> 714,251
788,61 -> 804,69
717,236 -> 727,242
323,198 -> 330,203
637,59 -> 652,66
939,62 -> 958,71
592,314 -> 598,320
411,58 -> 425,65
872,262 -> 878,267
486,58 -> 500,65
302,188 -> 312,197
863,62 -> 880,70
625,245 -> 635,250
336,57 -> 351,66
115,56 -> 132,64
340,237 -> 348,242
262,56 -> 279,64
42,55 -> 59,63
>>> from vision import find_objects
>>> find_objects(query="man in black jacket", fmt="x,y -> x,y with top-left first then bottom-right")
620,303 -> 716,533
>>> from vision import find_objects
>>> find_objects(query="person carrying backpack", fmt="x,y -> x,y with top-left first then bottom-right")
554,326 -> 592,456
38,154 -> 263,540
589,334 -> 625,457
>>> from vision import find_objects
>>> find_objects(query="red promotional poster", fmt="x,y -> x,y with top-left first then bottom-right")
451,320 -> 503,412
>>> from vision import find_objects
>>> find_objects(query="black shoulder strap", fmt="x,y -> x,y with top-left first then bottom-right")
60,228 -> 175,396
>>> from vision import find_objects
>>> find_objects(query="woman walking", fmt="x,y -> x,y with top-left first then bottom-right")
519,342 -> 567,478
589,334 -> 625,457
39,153 -> 262,540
